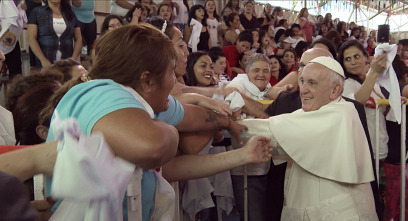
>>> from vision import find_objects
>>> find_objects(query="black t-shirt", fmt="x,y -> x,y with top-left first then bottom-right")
239,14 -> 260,30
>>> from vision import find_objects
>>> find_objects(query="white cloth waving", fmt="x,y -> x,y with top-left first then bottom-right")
188,18 -> 203,52
374,43 -> 400,123
50,114 -> 135,221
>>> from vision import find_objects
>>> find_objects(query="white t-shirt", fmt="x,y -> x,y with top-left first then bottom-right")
53,17 -> 66,61
342,78 -> 389,159
110,0 -> 138,17
172,0 -> 188,24
207,18 -> 219,47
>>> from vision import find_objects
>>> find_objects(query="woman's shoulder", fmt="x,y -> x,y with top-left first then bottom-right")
67,79 -> 131,97
31,5 -> 48,14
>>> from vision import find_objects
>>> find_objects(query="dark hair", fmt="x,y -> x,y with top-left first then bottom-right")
100,15 -> 123,36
294,41 -> 309,59
221,5 -> 232,21
283,29 -> 294,37
310,37 -> 338,59
225,0 -> 240,12
146,16 -> 177,39
237,30 -> 254,45
41,25 -> 177,125
6,72 -> 62,145
338,40 -> 368,83
43,0 -> 75,21
258,30 -> 268,48
318,22 -> 328,35
323,13 -> 334,27
272,6 -> 281,17
205,0 -> 220,22
264,5 -> 273,22
185,51 -> 215,86
274,29 -> 285,42
291,23 -> 301,30
351,27 -> 360,39
225,12 -> 238,28
260,24 -> 269,32
124,2 -> 148,23
208,47 -> 225,63
182,0 -> 190,12
336,21 -> 346,33
158,3 -> 173,21
281,48 -> 297,73
277,19 -> 287,27
237,52 -> 248,67
188,4 -> 208,26
268,54 -> 286,81
46,58 -> 81,83
393,57 -> 408,81
137,0 -> 153,3
325,30 -> 341,46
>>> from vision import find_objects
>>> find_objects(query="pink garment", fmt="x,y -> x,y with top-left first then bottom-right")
300,17 -> 313,43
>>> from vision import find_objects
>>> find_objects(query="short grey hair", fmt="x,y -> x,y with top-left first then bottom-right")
245,53 -> 270,73
326,69 -> 345,95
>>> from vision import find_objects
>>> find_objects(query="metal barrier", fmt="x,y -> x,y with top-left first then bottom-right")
375,99 -> 407,221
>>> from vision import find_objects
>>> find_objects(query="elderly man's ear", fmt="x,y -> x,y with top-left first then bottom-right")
330,84 -> 343,100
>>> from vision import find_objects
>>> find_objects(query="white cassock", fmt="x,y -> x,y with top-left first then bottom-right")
236,98 -> 378,221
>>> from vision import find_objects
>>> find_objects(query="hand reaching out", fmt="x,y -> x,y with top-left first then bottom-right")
228,120 -> 248,145
242,136 -> 273,164
197,96 -> 232,116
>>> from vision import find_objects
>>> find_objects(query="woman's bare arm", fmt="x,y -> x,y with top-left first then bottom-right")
92,108 -> 179,169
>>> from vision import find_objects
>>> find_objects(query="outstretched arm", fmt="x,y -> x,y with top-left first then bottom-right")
162,136 -> 272,182
93,108 -> 179,169
0,141 -> 57,182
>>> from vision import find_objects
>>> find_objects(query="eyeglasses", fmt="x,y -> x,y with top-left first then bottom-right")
108,23 -> 123,28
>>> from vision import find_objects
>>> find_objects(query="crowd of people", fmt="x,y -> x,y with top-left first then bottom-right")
1,0 -> 408,220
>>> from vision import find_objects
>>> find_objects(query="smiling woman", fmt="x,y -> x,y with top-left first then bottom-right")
185,51 -> 216,87
225,53 -> 272,220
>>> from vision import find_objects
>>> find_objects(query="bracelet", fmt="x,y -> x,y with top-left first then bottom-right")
227,118 -> 232,130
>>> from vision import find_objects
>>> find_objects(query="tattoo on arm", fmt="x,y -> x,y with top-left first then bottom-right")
204,110 -> 222,127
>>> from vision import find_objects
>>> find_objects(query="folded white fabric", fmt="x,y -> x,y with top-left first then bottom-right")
0,106 -> 16,145
225,91 -> 245,112
188,18 -> 203,52
374,43 -> 400,123
50,114 -> 135,221
209,146 -> 235,215
182,143 -> 215,220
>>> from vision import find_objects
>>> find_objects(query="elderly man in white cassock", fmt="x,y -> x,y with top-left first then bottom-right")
237,56 -> 378,220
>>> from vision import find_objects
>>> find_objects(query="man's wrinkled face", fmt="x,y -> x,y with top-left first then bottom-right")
299,63 -> 335,112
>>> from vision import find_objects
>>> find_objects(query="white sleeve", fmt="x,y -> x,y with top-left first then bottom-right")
234,118 -> 289,164
342,78 -> 361,100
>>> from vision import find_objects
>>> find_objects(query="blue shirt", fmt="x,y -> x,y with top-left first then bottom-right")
71,0 -> 95,23
46,79 -> 184,220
